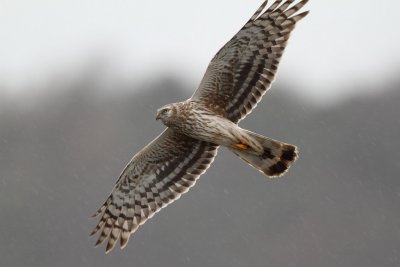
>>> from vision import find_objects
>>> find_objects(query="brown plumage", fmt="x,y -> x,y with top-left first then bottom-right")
91,0 -> 309,253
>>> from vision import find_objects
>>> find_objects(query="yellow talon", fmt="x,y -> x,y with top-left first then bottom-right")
232,143 -> 248,150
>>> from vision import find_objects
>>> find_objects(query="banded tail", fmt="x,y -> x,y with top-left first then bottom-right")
229,130 -> 298,177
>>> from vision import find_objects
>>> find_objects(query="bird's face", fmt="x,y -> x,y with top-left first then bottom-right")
156,104 -> 175,126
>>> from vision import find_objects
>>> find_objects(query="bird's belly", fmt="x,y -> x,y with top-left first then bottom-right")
179,115 -> 242,147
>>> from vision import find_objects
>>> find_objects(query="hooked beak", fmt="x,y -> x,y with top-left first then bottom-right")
155,111 -> 161,120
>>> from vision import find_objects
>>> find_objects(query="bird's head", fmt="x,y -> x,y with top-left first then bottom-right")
155,103 -> 179,126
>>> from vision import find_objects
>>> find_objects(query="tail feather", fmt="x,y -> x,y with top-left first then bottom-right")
229,131 -> 298,177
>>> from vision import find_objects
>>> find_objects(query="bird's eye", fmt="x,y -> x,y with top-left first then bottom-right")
161,108 -> 169,115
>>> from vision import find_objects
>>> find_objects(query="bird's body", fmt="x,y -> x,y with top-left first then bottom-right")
159,101 -> 262,153
91,0 -> 309,253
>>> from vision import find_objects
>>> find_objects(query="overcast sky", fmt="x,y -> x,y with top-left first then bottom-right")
1,0 -> 399,104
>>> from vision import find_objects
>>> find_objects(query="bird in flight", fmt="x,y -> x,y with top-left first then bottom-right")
91,0 -> 309,253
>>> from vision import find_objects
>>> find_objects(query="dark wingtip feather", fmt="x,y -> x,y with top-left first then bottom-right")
95,237 -> 103,247
120,231 -> 130,249
293,10 -> 310,21
90,228 -> 99,237
248,0 -> 269,23
105,241 -> 114,254
91,209 -> 102,218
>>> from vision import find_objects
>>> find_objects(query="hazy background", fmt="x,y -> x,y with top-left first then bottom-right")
1,0 -> 400,266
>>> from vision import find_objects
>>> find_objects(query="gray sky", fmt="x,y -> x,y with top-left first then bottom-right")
1,0 -> 399,104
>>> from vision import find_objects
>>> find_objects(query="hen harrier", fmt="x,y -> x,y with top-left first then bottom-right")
91,0 -> 309,252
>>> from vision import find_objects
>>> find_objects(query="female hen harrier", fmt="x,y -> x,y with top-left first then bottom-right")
91,0 -> 309,253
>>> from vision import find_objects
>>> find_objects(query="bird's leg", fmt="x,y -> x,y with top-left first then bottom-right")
231,142 -> 249,150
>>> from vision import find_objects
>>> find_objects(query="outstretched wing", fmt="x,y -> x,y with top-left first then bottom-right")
191,0 -> 309,123
91,128 -> 218,253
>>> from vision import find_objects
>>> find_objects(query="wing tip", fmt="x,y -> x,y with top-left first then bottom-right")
248,0 -> 269,22
298,10 -> 310,19
105,242 -> 115,254
89,228 -> 98,237
94,237 -> 103,247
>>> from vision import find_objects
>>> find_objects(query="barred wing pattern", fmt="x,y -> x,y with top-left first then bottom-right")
91,129 -> 218,252
192,0 -> 309,123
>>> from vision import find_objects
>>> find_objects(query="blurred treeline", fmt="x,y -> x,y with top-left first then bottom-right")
0,71 -> 399,266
